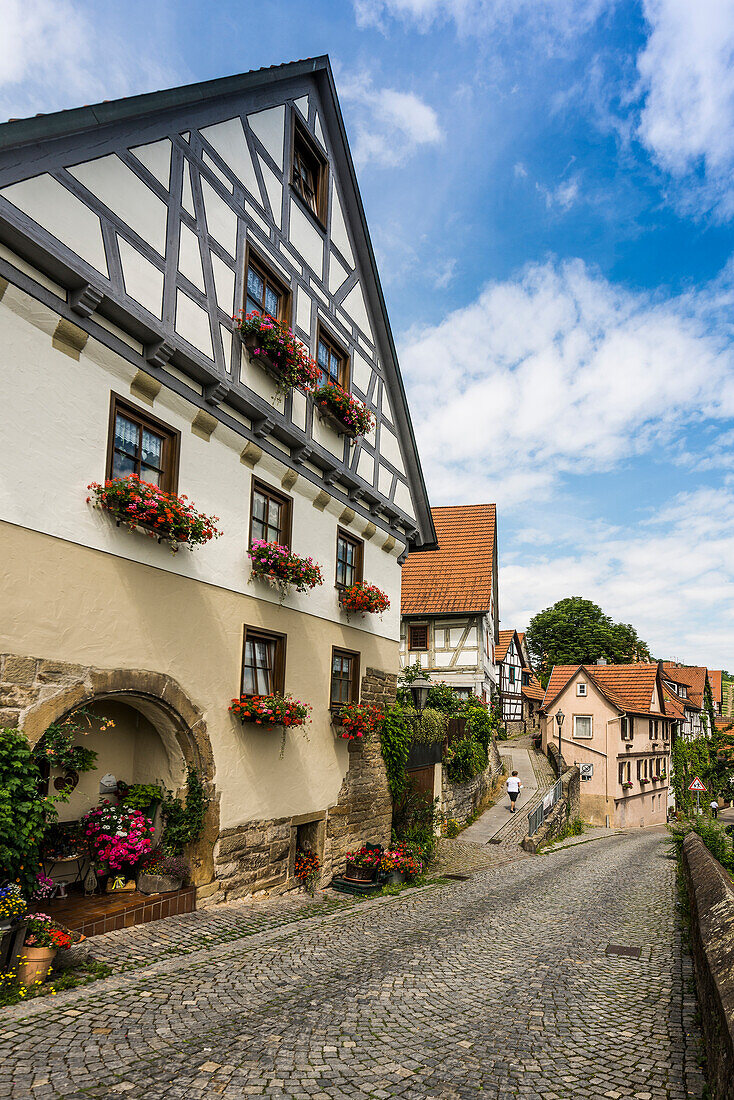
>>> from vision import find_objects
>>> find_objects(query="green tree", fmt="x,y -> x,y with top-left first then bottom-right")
526,596 -> 651,685
0,728 -> 56,896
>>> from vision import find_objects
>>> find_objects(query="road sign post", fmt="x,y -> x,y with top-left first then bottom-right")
688,776 -> 707,815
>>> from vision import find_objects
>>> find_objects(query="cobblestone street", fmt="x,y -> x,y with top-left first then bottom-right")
1,829 -> 704,1099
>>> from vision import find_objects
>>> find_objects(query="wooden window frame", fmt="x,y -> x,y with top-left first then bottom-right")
244,242 -> 292,325
249,478 -> 293,550
240,624 -> 287,697
106,393 -> 180,494
290,114 -> 328,228
329,646 -> 361,711
335,527 -> 364,590
572,715 -> 593,739
408,623 -> 429,652
316,322 -> 350,390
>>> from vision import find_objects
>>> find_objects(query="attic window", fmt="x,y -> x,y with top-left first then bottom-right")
291,118 -> 327,224
576,683 -> 587,697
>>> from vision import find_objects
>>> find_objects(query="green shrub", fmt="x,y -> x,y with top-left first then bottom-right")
160,767 -> 208,855
426,682 -> 461,715
669,814 -> 734,870
380,704 -> 412,798
391,788 -> 440,861
120,783 -> 165,811
402,707 -> 449,745
443,737 -> 488,784
0,728 -> 55,896
459,696 -> 493,751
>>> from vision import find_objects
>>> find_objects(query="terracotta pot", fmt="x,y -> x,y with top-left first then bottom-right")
16,945 -> 56,988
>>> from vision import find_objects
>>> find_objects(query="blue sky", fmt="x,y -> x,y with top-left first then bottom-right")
4,0 -> 734,668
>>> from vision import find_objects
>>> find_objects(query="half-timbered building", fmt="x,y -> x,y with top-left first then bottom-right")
496,629 -> 527,725
0,58 -> 436,915
661,663 -> 711,740
400,505 -> 499,700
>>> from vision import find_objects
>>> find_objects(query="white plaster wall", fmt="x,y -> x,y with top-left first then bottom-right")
0,287 -> 403,642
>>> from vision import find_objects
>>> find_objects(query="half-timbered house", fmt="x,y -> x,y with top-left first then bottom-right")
495,629 -> 527,726
0,57 -> 437,918
662,663 -> 711,740
400,505 -> 499,700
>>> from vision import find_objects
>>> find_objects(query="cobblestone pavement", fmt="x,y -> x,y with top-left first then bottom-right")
1,829 -> 704,1099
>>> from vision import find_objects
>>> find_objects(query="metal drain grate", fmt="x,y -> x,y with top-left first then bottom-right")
443,873 -> 472,881
605,944 -> 641,958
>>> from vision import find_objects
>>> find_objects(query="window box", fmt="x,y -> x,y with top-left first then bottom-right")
229,693 -> 311,755
238,315 -> 319,397
313,382 -> 374,438
333,702 -> 384,743
621,782 -> 633,791
249,540 -> 324,600
87,475 -> 222,553
339,581 -> 390,617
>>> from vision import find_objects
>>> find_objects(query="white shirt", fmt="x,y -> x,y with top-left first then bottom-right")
506,777 -> 522,793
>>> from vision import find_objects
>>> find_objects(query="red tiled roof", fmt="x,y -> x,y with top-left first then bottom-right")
542,663 -> 666,717
401,504 -> 496,616
709,670 -> 722,704
662,663 -> 706,710
522,673 -> 545,702
662,682 -> 686,720
495,629 -> 515,664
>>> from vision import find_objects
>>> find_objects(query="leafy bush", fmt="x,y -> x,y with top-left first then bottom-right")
119,783 -> 165,812
443,737 -> 488,784
0,728 -> 54,897
380,704 -> 412,798
426,682 -> 461,715
402,706 -> 449,745
459,696 -> 493,751
159,767 -> 208,856
669,814 -> 734,870
391,788 -> 440,861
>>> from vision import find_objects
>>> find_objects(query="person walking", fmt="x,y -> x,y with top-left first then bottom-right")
710,799 -> 719,819
507,771 -> 523,813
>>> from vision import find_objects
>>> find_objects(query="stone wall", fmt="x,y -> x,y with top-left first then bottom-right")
682,832 -> 734,1099
521,766 -> 581,853
441,739 -> 503,826
211,667 -> 396,902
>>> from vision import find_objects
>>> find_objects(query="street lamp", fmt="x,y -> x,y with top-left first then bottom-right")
555,709 -> 565,774
410,673 -> 431,716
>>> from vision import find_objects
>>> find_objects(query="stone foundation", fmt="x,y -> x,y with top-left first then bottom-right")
441,739 -> 503,826
210,667 -> 396,903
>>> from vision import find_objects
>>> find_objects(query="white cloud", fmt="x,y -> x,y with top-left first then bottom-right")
353,0 -> 612,37
0,0 -> 179,121
398,257 -> 734,509
500,487 -> 734,670
337,71 -> 443,167
636,0 -> 734,218
537,174 -> 581,211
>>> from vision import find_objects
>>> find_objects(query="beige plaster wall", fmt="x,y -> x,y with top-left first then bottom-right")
543,669 -> 670,828
1,520 -> 399,830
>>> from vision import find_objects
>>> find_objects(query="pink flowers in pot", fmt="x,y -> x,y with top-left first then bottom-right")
81,802 -> 154,871
313,381 -> 374,437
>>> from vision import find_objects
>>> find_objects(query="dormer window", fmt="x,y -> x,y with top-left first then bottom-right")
291,118 -> 327,224
576,682 -> 587,697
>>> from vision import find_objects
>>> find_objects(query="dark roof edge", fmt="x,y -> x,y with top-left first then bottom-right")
0,58 -> 330,151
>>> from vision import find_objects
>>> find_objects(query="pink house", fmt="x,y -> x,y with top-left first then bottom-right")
541,662 -> 676,828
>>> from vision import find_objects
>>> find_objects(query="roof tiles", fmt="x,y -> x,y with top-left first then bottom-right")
542,663 -> 667,717
401,504 -> 496,616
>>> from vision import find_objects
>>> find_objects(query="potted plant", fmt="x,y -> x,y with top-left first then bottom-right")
87,474 -> 222,553
81,802 -> 155,881
294,849 -> 320,895
229,693 -> 311,755
339,581 -> 390,618
16,914 -> 73,988
137,852 -> 189,895
334,702 -> 384,742
31,871 -> 57,902
313,381 -> 374,438
248,540 -> 324,601
118,782 -> 165,821
0,884 -> 28,973
236,312 -> 320,397
621,781 -> 633,791
344,847 -> 381,882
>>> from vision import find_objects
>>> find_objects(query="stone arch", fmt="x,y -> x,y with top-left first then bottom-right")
12,659 -> 218,887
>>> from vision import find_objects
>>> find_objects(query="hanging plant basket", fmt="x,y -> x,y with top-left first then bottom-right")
88,475 -> 222,553
313,382 -> 374,438
230,693 -> 312,756
237,313 -> 320,398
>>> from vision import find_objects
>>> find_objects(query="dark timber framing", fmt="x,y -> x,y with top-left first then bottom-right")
0,57 -> 437,553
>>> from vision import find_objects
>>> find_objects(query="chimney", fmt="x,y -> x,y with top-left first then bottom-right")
596,658 -> 608,665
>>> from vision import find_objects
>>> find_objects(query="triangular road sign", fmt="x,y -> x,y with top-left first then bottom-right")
688,776 -> 707,792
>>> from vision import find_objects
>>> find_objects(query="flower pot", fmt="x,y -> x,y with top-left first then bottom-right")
137,872 -> 183,895
345,864 -> 374,882
383,870 -> 406,886
244,334 -> 288,385
16,945 -> 56,987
